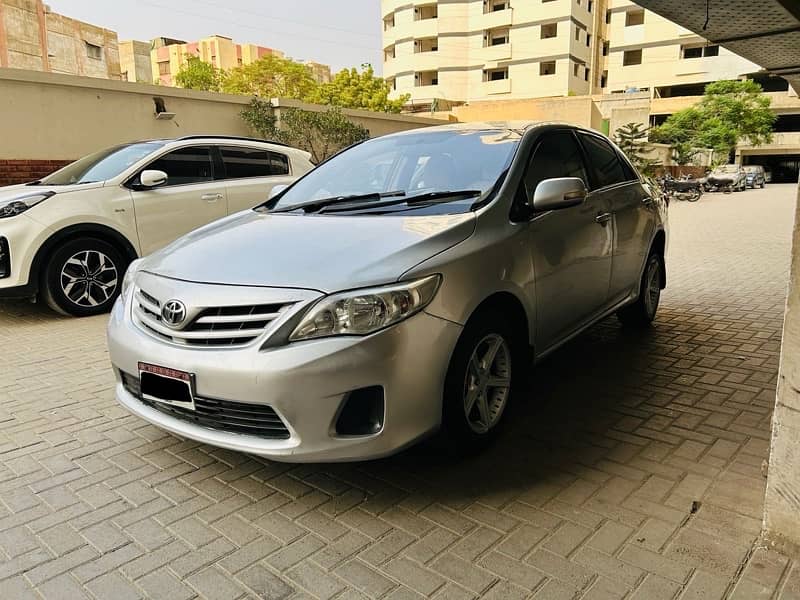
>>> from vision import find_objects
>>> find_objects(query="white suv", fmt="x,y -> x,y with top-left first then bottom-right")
0,136 -> 313,316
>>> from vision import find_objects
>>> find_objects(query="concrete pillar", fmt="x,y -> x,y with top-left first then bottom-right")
764,178 -> 800,554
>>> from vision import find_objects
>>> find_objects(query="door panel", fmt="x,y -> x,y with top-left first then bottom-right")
132,146 -> 227,255
226,176 -> 295,214
516,130 -> 613,351
529,194 -> 614,349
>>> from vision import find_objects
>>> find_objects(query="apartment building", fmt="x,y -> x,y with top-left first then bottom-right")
151,35 -> 285,86
119,40 -> 151,83
382,0 -> 762,106
0,0 -> 120,79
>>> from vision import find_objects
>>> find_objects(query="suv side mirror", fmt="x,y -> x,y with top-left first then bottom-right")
532,177 -> 587,211
139,170 -> 168,189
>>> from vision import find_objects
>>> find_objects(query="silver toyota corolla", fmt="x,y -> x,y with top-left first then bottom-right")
107,122 -> 668,462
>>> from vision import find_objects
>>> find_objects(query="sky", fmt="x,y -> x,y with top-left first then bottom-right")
47,0 -> 383,74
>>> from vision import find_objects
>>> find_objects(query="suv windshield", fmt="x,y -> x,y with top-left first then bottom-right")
268,129 -> 521,214
40,142 -> 166,185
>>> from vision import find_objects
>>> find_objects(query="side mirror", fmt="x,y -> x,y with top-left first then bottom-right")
532,177 -> 587,211
139,169 -> 168,189
267,184 -> 289,200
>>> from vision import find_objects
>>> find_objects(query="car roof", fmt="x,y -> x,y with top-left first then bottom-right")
386,121 -> 603,137
126,136 -> 311,159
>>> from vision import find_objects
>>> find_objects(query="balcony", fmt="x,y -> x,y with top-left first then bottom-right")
479,7 -> 513,29
482,78 -> 511,95
480,42 -> 512,63
412,17 -> 439,38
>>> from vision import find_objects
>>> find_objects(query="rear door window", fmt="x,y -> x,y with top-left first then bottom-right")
147,146 -> 213,186
270,152 -> 290,175
221,146 -> 271,179
578,134 -> 628,189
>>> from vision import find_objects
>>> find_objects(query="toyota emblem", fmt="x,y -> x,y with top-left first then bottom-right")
161,299 -> 187,328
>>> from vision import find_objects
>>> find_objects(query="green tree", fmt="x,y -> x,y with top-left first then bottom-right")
650,79 -> 775,160
175,55 -> 222,92
613,122 -> 660,176
309,64 -> 409,113
222,55 -> 318,100
241,98 -> 369,163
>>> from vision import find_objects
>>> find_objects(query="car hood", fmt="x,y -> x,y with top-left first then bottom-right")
141,210 -> 476,292
0,182 -> 106,202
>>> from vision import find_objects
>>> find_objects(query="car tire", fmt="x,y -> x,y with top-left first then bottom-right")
41,237 -> 127,317
441,309 -> 519,453
617,253 -> 662,328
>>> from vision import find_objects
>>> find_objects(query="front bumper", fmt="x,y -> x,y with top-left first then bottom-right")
107,289 -> 462,462
0,213 -> 51,295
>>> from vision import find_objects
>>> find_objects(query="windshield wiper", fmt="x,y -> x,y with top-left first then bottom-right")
272,190 -> 406,213
318,189 -> 483,214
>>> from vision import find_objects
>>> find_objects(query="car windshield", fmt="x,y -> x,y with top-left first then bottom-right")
715,165 -> 740,174
268,129 -> 521,214
39,142 -> 166,185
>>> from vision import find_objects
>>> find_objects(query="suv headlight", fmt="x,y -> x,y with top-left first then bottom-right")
0,191 -> 55,218
289,275 -> 441,341
121,258 -> 144,297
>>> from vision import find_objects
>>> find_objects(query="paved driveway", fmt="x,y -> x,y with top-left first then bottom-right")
1,185 -> 798,599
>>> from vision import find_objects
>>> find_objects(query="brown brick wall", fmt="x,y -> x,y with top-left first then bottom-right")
0,159 -> 73,186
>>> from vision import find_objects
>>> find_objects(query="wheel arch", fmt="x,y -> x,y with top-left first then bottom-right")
467,291 -> 532,355
650,229 -> 667,289
30,224 -> 138,293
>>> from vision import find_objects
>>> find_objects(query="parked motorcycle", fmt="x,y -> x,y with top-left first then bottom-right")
659,173 -> 703,202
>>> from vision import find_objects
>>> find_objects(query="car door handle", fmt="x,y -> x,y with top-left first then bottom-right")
201,193 -> 223,202
595,212 -> 612,224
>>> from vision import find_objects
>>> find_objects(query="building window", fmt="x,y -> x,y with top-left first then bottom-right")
600,70 -> 608,87
85,42 -> 102,60
540,61 -> 556,76
623,49 -> 642,65
383,14 -> 395,30
416,70 -> 438,86
384,45 -> 396,60
588,0 -> 593,11
158,61 -> 170,75
575,26 -> 581,41
415,37 -> 438,53
485,0 -> 509,12
573,62 -> 580,77
541,23 -> 557,39
542,0 -> 557,3
602,40 -> 610,56
486,27 -> 510,46
484,67 -> 509,81
605,10 -> 611,24
586,33 -> 591,47
584,67 -> 590,81
388,77 -> 397,91
625,9 -> 645,26
415,4 -> 438,20
681,44 -> 719,58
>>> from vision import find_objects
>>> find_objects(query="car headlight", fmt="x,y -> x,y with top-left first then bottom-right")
121,258 -> 144,297
0,191 -> 55,219
289,275 -> 441,341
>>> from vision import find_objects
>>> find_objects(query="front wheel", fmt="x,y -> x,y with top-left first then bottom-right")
687,189 -> 702,202
617,254 -> 662,327
41,238 -> 126,316
442,310 -> 518,452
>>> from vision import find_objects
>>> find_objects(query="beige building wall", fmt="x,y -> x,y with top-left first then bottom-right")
0,0 -> 120,78
119,40 -> 151,83
602,0 -> 760,94
0,68 -> 440,161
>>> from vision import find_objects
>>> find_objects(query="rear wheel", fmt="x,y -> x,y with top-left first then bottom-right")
617,253 -> 662,327
41,238 -> 126,317
442,309 -> 518,452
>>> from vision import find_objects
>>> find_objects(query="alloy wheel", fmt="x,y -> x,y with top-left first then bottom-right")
463,333 -> 511,434
644,259 -> 661,318
59,250 -> 118,308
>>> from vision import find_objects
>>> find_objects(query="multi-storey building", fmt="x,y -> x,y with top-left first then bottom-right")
151,35 -> 286,87
118,40 -> 151,83
382,0 -> 762,107
0,0 -> 120,79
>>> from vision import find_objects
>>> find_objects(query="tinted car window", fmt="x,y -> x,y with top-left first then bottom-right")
221,146 -> 270,179
524,131 -> 588,200
270,152 -> 290,176
579,134 -> 627,188
148,146 -> 213,186
618,155 -> 639,181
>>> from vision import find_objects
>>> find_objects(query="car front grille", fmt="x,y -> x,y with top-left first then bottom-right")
133,287 -> 292,347
120,372 -> 290,439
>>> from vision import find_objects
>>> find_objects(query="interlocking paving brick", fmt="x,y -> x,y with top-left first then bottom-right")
1,186 -> 799,597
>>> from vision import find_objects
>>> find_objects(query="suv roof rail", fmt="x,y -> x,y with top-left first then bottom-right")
176,135 -> 290,147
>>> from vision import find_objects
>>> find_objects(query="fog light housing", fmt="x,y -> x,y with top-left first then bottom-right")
0,237 -> 10,279
335,386 -> 385,436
